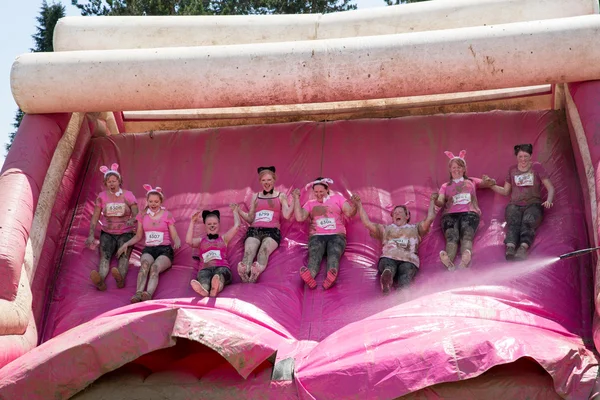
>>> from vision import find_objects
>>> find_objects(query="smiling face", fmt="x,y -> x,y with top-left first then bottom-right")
449,159 -> 466,180
313,184 -> 329,202
391,206 -> 409,226
260,172 -> 275,192
104,173 -> 121,192
516,150 -> 532,170
205,215 -> 220,234
147,193 -> 162,211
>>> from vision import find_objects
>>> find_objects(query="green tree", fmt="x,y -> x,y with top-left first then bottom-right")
384,0 -> 428,5
6,1 -> 66,153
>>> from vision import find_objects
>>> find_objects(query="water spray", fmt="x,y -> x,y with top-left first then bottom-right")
558,246 -> 600,260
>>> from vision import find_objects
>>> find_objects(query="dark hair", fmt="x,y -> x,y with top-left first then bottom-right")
257,166 -> 276,174
514,143 -> 533,156
391,205 -> 411,223
312,176 -> 330,191
202,210 -> 220,223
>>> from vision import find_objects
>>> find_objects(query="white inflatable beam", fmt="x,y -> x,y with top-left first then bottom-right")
53,0 -> 599,51
12,15 -> 600,114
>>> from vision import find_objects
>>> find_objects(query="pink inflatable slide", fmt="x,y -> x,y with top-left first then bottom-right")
1,91 -> 600,398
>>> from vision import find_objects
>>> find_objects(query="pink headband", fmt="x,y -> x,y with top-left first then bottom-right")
99,163 -> 120,178
143,184 -> 163,195
444,150 -> 467,166
305,178 -> 334,190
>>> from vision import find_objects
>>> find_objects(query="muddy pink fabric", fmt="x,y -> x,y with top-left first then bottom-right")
0,110 -> 598,400
439,178 -> 481,215
198,236 -> 229,268
303,193 -> 348,236
96,190 -> 137,234
507,162 -> 549,206
381,223 -> 421,268
253,195 -> 282,229
136,211 -> 175,246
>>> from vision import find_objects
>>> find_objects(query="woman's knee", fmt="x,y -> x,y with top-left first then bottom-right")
149,263 -> 160,277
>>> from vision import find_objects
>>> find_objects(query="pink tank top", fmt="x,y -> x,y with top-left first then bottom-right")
253,195 -> 282,229
198,236 -> 229,269
439,178 -> 481,215
96,190 -> 137,235
136,210 -> 175,247
303,193 -> 348,236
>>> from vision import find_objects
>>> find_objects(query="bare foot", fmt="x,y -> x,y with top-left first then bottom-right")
248,262 -> 263,283
237,262 -> 250,283
190,279 -> 210,297
322,268 -> 338,290
458,249 -> 472,269
380,269 -> 393,294
300,266 -> 317,289
141,291 -> 152,301
439,251 -> 455,271
209,274 -> 224,297
130,291 -> 143,303
90,270 -> 107,291
111,267 -> 125,289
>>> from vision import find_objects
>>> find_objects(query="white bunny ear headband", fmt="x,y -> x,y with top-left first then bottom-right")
305,178 -> 334,190
444,150 -> 467,166
143,184 -> 163,195
99,163 -> 120,178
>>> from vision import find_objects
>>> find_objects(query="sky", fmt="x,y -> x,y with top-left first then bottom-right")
0,0 -> 387,168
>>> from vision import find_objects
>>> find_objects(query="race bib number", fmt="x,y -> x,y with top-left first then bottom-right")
202,249 -> 222,263
393,237 -> 409,248
514,172 -> 534,187
105,202 -> 126,217
316,217 -> 336,230
145,231 -> 164,246
452,192 -> 471,205
255,210 -> 274,223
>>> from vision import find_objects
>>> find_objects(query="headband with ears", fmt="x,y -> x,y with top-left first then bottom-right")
143,184 -> 163,195
444,150 -> 467,166
257,166 -> 276,174
202,210 -> 220,222
99,163 -> 120,178
305,177 -> 334,190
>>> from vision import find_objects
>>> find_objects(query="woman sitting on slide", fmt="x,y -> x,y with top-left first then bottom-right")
435,150 -> 495,270
188,207 -> 240,297
117,185 -> 181,303
236,166 -> 293,283
488,143 -> 554,260
86,163 -> 138,291
293,177 -> 357,290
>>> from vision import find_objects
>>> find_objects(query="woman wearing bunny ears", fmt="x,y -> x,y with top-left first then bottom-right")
187,206 -> 240,297
435,150 -> 495,270
117,185 -> 181,303
235,166 -> 294,283
86,163 -> 138,291
352,194 -> 438,293
292,177 -> 357,290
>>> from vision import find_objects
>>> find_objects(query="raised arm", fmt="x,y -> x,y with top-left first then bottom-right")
223,204 -> 242,244
292,189 -> 309,222
351,195 -> 383,239
342,197 -> 357,218
85,202 -> 102,248
541,178 -> 555,208
280,192 -> 294,220
116,220 -> 144,257
417,193 -> 438,237
237,194 -> 257,224
185,212 -> 203,248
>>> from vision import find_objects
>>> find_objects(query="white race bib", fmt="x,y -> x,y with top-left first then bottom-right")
452,193 -> 471,205
316,217 -> 336,230
393,237 -> 409,247
255,210 -> 274,223
514,172 -> 534,187
202,249 -> 222,263
145,231 -> 164,246
105,202 -> 126,217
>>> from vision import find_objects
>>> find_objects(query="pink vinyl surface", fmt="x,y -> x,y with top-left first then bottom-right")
0,110 -> 597,399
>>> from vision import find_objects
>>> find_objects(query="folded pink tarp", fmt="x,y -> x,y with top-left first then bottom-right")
0,110 -> 597,399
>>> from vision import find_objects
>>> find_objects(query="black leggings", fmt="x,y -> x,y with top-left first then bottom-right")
100,231 -> 134,261
441,212 -> 480,245
505,203 -> 544,247
307,234 -> 346,276
377,257 -> 418,287
197,266 -> 232,289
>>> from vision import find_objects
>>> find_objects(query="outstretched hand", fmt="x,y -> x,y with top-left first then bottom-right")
430,193 -> 439,201
292,188 -> 301,198
230,203 -> 239,213
350,194 -> 362,206
173,237 -> 181,250
116,244 -> 128,258
481,175 -> 496,187
191,211 -> 202,223
542,200 -> 553,209
85,235 -> 95,249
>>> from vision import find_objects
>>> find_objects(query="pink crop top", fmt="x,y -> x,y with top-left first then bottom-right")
198,236 -> 229,269
253,195 -> 282,229
96,190 -> 137,235
136,210 -> 175,247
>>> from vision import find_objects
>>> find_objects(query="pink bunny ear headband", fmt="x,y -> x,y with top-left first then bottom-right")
444,150 -> 467,166
99,163 -> 120,178
143,184 -> 163,195
305,178 -> 334,190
